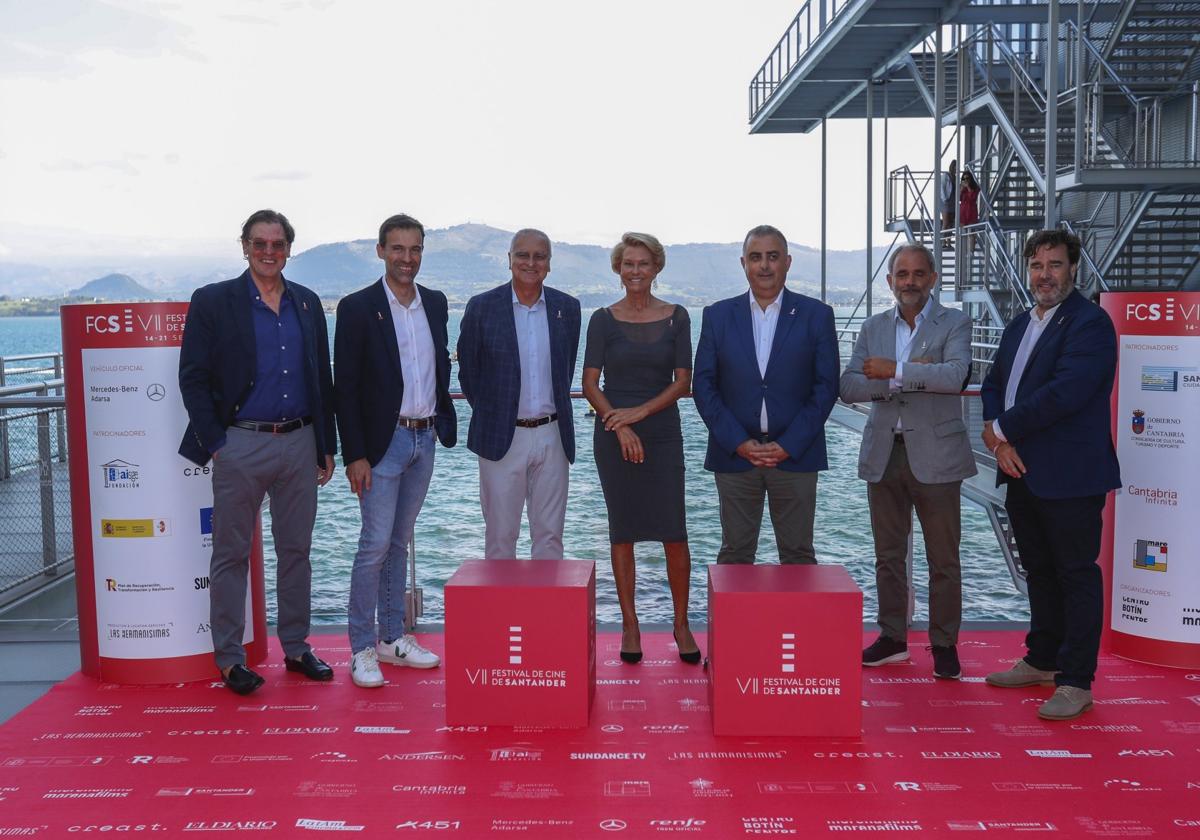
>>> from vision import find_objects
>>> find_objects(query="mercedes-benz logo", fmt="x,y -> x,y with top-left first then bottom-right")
146,383 -> 166,401
601,724 -> 623,733
599,819 -> 627,832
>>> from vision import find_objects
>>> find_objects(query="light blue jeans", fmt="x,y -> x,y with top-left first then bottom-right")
348,427 -> 435,653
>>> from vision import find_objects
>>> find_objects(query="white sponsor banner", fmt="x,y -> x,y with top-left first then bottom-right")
82,346 -> 250,658
1111,336 -> 1200,643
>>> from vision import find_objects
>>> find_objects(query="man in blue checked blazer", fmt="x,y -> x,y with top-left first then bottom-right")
457,228 -> 581,559
693,224 -> 839,565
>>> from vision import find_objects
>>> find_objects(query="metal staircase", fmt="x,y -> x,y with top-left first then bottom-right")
1103,1 -> 1200,86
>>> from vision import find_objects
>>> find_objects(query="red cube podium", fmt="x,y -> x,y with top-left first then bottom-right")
445,559 -> 596,727
707,564 -> 863,737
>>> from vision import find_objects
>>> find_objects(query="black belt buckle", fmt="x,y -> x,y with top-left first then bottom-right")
757,433 -> 771,444
516,413 -> 557,428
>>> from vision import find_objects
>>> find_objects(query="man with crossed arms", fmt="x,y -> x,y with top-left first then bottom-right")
840,243 -> 975,680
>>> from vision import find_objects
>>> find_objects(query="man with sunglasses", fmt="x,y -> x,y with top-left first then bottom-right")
179,209 -> 337,695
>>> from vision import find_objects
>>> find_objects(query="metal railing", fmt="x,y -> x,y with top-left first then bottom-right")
0,379 -> 72,600
748,0 -> 852,121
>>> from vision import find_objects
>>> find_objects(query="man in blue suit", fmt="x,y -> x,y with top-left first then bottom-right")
693,225 -> 839,564
334,214 -> 456,688
981,229 -> 1120,721
179,209 -> 336,695
457,229 -> 581,559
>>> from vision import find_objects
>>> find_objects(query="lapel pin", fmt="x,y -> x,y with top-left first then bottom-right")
789,307 -> 796,315
376,312 -> 384,321
557,310 -> 562,319
302,301 -> 308,310
1058,316 -> 1065,325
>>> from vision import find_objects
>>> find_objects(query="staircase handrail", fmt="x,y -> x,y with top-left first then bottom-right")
748,0 -> 852,121
837,230 -> 902,339
976,218 -> 1034,311
1060,218 -> 1111,292
886,165 -> 936,228
1063,19 -> 1139,109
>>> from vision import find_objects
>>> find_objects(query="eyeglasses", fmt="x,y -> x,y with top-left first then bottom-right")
248,239 -> 289,253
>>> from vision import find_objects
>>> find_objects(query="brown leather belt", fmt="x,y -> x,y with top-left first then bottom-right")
398,416 -> 436,430
232,417 -> 312,434
515,413 -> 558,428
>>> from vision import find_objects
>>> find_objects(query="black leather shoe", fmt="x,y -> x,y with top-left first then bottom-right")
284,651 -> 334,681
619,649 -> 643,664
222,664 -> 265,696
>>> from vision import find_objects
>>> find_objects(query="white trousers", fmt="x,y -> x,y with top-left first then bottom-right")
478,421 -> 569,559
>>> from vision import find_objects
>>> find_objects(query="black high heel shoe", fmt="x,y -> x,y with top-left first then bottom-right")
674,629 -> 701,665
620,627 -> 642,664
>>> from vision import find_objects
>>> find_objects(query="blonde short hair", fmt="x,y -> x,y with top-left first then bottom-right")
610,232 -> 666,273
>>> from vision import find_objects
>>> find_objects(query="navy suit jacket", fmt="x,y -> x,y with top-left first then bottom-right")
693,287 -> 839,473
980,288 -> 1121,499
178,270 -> 336,467
334,280 -> 457,467
457,282 -> 581,463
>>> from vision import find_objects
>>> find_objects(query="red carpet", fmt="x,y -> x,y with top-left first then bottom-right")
0,630 -> 1196,836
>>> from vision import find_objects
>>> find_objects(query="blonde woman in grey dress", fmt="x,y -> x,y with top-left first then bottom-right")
581,232 -> 699,665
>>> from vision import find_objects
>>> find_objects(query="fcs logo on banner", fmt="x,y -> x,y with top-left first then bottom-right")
100,459 -> 139,489
1134,539 -> 1168,572
85,310 -> 134,334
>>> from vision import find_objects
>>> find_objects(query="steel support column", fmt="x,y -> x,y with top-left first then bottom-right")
1044,0 -> 1059,227
821,118 -> 828,303
934,26 -> 945,276
866,78 -> 874,317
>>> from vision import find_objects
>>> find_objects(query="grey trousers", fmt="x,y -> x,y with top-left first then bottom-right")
210,425 -> 318,668
714,468 -> 818,564
477,422 -> 569,560
867,441 -> 962,647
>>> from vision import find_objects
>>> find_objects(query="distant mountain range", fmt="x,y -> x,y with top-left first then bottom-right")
69,273 -> 156,300
0,223 -> 894,308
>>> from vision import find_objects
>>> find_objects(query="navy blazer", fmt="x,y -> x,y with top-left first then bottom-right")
693,287 -> 839,473
981,288 -> 1121,499
178,270 -> 336,467
334,280 -> 457,467
457,282 -> 581,463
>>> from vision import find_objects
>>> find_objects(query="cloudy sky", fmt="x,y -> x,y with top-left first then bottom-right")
0,0 -> 933,263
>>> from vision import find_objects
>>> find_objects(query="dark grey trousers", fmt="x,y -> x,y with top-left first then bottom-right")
714,468 -> 818,564
867,441 -> 962,647
209,425 -> 318,669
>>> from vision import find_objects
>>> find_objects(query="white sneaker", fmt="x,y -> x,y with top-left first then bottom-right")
376,634 -> 440,669
350,647 -> 385,688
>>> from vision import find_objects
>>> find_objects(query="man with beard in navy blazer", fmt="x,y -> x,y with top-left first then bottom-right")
693,224 -> 839,565
334,214 -> 456,688
981,228 -> 1120,721
457,228 -> 581,560
179,209 -> 337,695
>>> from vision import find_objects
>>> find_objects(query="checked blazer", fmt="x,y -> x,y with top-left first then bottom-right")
457,282 -> 582,463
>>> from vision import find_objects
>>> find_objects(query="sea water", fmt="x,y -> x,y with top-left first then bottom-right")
0,312 -> 1028,626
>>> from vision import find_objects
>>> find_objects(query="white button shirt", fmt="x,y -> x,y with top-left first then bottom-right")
383,279 -> 437,419
749,289 -> 783,433
513,285 -> 556,419
890,295 -> 934,430
994,301 -> 1062,442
